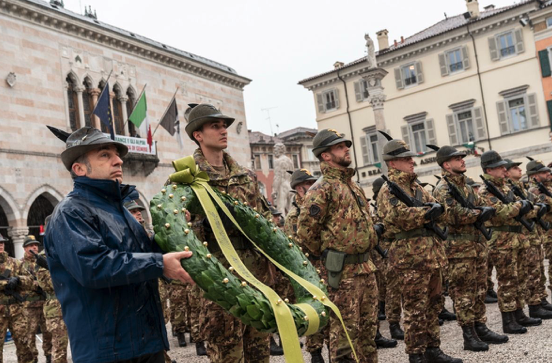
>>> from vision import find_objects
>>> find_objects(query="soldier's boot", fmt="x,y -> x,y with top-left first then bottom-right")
409,354 -> 426,363
485,290 -> 498,304
424,347 -> 463,363
474,322 -> 508,344
501,311 -> 527,334
438,307 -> 456,321
541,298 -> 552,311
378,301 -> 386,321
461,325 -> 488,352
514,308 -> 542,327
45,355 -> 52,363
487,288 -> 498,299
195,342 -> 207,356
438,318 -> 444,326
375,329 -> 397,348
389,322 -> 405,340
528,304 -> 552,319
310,348 -> 324,363
177,332 -> 187,347
270,335 -> 284,356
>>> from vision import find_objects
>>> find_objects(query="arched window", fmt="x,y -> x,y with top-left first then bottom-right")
98,80 -> 110,134
82,77 -> 94,127
126,87 -> 138,137
113,85 -> 125,135
66,75 -> 80,131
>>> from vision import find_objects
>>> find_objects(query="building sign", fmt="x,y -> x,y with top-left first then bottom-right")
104,134 -> 156,155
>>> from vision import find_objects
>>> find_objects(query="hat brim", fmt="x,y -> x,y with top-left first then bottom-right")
528,166 -> 552,176
61,140 -> 129,171
484,160 -> 509,169
506,162 -> 522,169
290,175 -> 318,189
312,138 -> 352,157
382,150 -> 418,161
185,115 -> 235,139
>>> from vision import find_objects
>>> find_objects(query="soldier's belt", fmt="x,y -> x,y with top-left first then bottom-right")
395,228 -> 435,240
448,233 -> 480,242
207,236 -> 252,253
25,295 -> 45,303
0,297 -> 19,305
493,225 -> 522,233
322,250 -> 370,265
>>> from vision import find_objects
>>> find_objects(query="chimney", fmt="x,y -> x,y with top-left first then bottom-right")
466,0 -> 480,18
333,61 -> 344,69
376,29 -> 389,51
401,36 -> 405,43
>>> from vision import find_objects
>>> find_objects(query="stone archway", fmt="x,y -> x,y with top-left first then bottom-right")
0,188 -> 22,257
26,195 -> 56,254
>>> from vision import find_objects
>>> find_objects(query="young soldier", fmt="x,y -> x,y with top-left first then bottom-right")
431,146 -> 507,352
477,151 -> 542,334
297,129 -> 380,363
376,136 -> 461,363
185,103 -> 272,362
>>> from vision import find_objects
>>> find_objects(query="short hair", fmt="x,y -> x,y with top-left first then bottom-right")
192,125 -> 205,147
70,154 -> 91,179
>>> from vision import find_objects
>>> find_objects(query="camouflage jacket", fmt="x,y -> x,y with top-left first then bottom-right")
478,174 -> 524,250
20,253 -> 45,308
540,180 -> 552,243
36,265 -> 62,319
527,179 -> 552,244
376,168 -> 447,271
284,194 -> 302,239
0,252 -> 33,306
191,148 -> 273,285
511,179 -> 545,247
297,162 -> 377,279
433,171 -> 485,259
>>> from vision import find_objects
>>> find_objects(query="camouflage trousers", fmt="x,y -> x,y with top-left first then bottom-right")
397,267 -> 442,355
169,283 -> 188,334
544,243 -> 552,294
44,315 -> 68,363
305,260 -> 328,354
372,252 -> 386,303
0,304 -> 34,363
489,247 -> 524,312
187,284 -> 202,342
447,255 -> 487,326
329,273 -> 378,363
487,255 -> 495,291
26,305 -> 52,359
516,247 -> 528,310
525,245 -> 546,306
199,297 -> 269,363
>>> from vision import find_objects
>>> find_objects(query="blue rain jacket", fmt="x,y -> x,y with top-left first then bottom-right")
44,177 -> 168,363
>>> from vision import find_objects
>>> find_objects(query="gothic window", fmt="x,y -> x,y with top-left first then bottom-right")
82,78 -> 94,127
113,85 -> 125,135
66,75 -> 80,131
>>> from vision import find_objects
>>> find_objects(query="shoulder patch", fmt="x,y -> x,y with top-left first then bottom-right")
390,198 -> 398,206
309,205 -> 321,216
446,198 -> 454,206
490,197 -> 498,203
540,194 -> 546,202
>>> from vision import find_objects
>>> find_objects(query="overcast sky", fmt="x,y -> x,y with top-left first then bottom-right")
64,0 -> 519,135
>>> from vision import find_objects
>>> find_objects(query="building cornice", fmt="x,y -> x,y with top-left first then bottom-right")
0,0 -> 251,90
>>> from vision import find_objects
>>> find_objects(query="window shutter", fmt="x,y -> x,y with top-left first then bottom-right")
488,36 -> 499,61
425,118 -> 437,145
415,62 -> 424,84
514,28 -> 525,54
333,89 -> 340,109
316,93 -> 325,113
360,135 -> 370,165
462,46 -> 471,70
539,49 -> 551,78
527,93 -> 539,128
473,107 -> 487,140
394,67 -> 404,90
547,100 -> 552,130
497,100 -> 510,135
401,125 -> 411,149
438,53 -> 448,76
446,114 -> 458,145
354,81 -> 363,102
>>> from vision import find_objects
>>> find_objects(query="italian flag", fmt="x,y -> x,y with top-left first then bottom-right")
128,90 -> 153,151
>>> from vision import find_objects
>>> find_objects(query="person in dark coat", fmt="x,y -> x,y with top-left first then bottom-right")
44,126 -> 193,363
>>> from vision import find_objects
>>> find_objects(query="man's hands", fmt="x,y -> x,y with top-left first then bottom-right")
476,207 -> 496,224
6,277 -> 19,291
162,251 -> 194,285
424,203 -> 444,221
517,200 -> 533,216
373,224 -> 384,238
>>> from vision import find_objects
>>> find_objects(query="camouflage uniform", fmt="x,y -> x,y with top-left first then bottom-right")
377,169 -> 448,355
168,281 -> 188,336
0,252 -> 35,363
36,265 -> 68,363
20,254 -> 52,361
191,148 -> 271,363
540,180 -> 552,295
187,284 -> 202,343
297,161 -> 379,363
433,172 -> 488,327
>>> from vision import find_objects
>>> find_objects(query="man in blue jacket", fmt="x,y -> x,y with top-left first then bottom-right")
44,126 -> 193,363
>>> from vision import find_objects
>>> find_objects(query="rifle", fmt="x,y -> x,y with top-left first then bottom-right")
443,176 -> 494,240
537,182 -> 552,198
30,250 -> 48,270
0,270 -> 24,303
381,175 -> 448,240
479,176 -> 534,232
508,180 -> 550,231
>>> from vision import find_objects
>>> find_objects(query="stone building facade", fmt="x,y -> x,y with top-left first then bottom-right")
0,0 -> 251,257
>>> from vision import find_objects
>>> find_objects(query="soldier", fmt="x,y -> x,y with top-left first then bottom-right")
371,177 -> 405,341
20,235 -> 52,362
0,234 -> 35,363
297,129 -> 381,363
185,103 -> 272,362
376,135 -> 461,363
478,150 -> 542,334
431,145 -> 507,352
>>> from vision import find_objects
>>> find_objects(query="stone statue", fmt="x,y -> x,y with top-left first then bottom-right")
365,33 -> 376,69
271,143 -> 293,216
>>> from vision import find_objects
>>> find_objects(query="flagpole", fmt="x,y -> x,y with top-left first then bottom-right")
152,87 -> 180,138
123,83 -> 147,131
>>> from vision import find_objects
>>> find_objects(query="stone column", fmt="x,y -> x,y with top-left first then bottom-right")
109,91 -> 116,136
75,86 -> 86,130
362,68 -> 389,175
63,83 -> 72,130
89,88 -> 101,129
8,227 -> 29,259
118,96 -> 129,136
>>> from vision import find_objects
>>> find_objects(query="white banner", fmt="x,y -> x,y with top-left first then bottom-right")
104,134 -> 156,155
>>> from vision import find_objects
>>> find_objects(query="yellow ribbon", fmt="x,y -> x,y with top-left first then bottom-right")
170,156 -> 358,362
